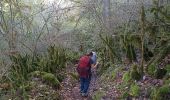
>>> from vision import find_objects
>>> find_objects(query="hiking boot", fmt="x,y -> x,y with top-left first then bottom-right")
81,93 -> 88,97
80,90 -> 83,94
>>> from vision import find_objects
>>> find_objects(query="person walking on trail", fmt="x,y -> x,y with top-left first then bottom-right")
91,51 -> 97,78
76,52 -> 98,97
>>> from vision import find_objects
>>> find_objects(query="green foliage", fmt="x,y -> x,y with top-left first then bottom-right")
65,50 -> 79,64
111,71 -> 116,79
164,79 -> 170,85
10,54 -> 32,80
165,64 -> 170,74
151,85 -> 170,100
69,72 -> 79,81
56,74 -> 65,82
110,67 -> 123,80
92,90 -> 105,100
150,88 -> 161,100
42,73 -> 60,88
30,71 -> 60,88
46,45 -> 67,73
98,61 -> 113,75
121,91 -> 129,99
99,34 -> 121,63
144,47 -> 154,62
155,68 -> 167,79
130,64 -> 141,81
147,64 -> 156,76
130,83 -> 140,97
19,81 -> 35,92
122,71 -> 131,82
7,45 -> 66,95
121,34 -> 138,62
29,71 -> 41,77
159,85 -> 170,95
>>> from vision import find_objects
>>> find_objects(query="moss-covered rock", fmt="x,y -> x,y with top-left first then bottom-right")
122,71 -> 131,82
29,71 -> 41,77
147,64 -> 156,76
129,83 -> 140,97
42,73 -> 60,88
29,71 -> 61,88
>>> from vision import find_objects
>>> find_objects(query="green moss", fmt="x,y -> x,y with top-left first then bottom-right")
29,71 -> 62,88
147,64 -> 156,76
111,71 -> 116,79
122,71 -> 131,82
165,64 -> 170,75
159,85 -> 170,95
92,90 -> 105,100
130,84 -> 140,97
29,71 -> 41,77
151,85 -> 170,100
164,79 -> 170,84
19,81 -> 35,91
42,73 -> 60,88
150,88 -> 161,100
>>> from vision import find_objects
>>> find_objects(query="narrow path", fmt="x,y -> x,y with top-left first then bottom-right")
59,64 -> 99,100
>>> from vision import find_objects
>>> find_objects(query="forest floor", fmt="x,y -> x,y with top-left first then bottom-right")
59,54 -> 170,100
59,64 -> 120,100
59,64 -> 96,100
0,55 -> 170,100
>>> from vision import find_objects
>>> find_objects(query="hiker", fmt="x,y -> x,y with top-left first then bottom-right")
91,51 -> 98,78
76,52 -> 98,97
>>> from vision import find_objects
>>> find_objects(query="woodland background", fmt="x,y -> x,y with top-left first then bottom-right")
0,0 -> 170,99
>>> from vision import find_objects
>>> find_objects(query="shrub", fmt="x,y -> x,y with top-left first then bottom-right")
164,79 -> 170,84
150,88 -> 161,100
147,64 -> 156,76
9,46 -> 67,90
165,64 -> 170,75
111,71 -> 116,79
122,71 -> 131,82
130,83 -> 140,97
42,73 -> 60,88
130,64 -> 141,81
151,85 -> 170,100
155,68 -> 167,79
159,85 -> 170,95
92,90 -> 105,100
121,91 -> 129,99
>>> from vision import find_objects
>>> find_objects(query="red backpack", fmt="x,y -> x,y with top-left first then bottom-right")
77,55 -> 91,78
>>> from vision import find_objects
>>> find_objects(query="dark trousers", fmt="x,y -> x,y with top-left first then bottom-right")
80,77 -> 91,94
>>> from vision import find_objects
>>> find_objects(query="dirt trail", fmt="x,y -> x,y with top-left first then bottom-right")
59,64 -> 99,100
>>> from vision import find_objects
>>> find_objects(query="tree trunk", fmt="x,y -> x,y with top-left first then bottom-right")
140,3 -> 145,76
102,0 -> 111,34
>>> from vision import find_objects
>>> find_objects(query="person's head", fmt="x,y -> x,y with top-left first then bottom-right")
86,52 -> 93,57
